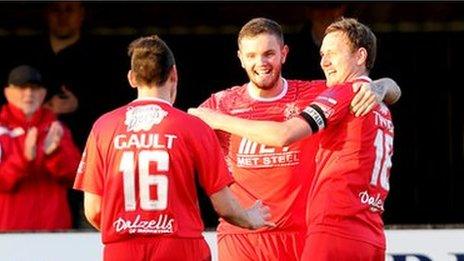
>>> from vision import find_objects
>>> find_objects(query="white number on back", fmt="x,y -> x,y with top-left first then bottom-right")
119,150 -> 169,211
370,130 -> 393,191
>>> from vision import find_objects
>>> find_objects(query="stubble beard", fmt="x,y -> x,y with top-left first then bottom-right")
249,71 -> 281,91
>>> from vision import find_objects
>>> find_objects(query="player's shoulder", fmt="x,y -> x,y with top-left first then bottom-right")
202,84 -> 249,111
375,103 -> 393,116
179,110 -> 214,131
285,79 -> 328,100
328,82 -> 354,95
287,79 -> 326,91
210,84 -> 247,101
165,109 -> 217,144
91,105 -> 127,133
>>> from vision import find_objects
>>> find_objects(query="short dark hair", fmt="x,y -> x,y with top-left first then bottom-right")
325,17 -> 377,71
127,35 -> 175,87
238,18 -> 284,47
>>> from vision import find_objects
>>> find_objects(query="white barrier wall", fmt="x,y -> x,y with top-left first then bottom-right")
1,229 -> 463,261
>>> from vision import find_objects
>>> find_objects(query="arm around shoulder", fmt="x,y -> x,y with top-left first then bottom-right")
374,77 -> 402,105
189,108 -> 312,147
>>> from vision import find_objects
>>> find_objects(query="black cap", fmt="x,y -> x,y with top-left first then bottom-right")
8,65 -> 43,86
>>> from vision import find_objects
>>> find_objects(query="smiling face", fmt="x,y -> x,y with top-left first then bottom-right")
320,31 -> 367,87
238,33 -> 288,91
4,84 -> 47,117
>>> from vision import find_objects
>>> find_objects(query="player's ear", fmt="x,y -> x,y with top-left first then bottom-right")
3,86 -> 10,100
281,44 -> 289,64
127,70 -> 137,88
356,47 -> 368,67
169,65 -> 178,84
237,50 -> 245,69
167,65 -> 178,104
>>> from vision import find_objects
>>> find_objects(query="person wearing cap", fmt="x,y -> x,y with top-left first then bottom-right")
0,65 -> 81,231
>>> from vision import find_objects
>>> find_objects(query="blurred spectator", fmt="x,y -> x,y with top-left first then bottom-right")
20,2 -> 113,229
285,3 -> 347,79
0,65 -> 81,231
23,1 -> 109,149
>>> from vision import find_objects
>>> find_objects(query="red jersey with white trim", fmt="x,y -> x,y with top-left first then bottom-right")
201,79 -> 326,234
302,80 -> 394,249
74,98 -> 233,244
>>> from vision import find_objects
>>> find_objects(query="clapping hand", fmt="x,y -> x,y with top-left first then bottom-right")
24,127 -> 38,161
43,121 -> 64,155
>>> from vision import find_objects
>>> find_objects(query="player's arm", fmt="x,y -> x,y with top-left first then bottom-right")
210,186 -> 275,229
351,77 -> 401,116
189,108 -> 311,147
376,77 -> 401,104
84,191 -> 102,231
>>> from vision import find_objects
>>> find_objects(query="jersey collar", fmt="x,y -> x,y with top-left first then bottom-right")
133,97 -> 173,106
246,78 -> 288,102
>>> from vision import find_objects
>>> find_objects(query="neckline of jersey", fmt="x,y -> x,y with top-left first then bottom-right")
132,97 -> 172,106
246,78 -> 288,102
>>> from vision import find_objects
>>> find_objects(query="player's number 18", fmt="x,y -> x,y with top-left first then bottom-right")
370,130 -> 393,191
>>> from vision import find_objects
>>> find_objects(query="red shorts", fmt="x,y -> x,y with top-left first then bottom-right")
218,231 -> 305,261
104,237 -> 211,261
301,232 -> 385,261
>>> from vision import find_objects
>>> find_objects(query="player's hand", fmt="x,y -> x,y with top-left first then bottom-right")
351,82 -> 381,117
44,85 -> 78,114
245,200 -> 275,229
188,108 -> 223,129
24,127 -> 38,161
43,121 -> 64,155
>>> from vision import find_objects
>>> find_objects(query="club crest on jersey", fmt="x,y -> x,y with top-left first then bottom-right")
125,105 -> 168,132
284,103 -> 300,120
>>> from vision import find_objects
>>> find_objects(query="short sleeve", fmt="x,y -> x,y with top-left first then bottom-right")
199,94 -> 218,109
300,83 -> 354,132
191,121 -> 233,196
73,129 -> 105,196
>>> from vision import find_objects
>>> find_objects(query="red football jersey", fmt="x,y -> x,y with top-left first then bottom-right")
302,80 -> 394,249
74,98 -> 233,244
201,79 -> 326,234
